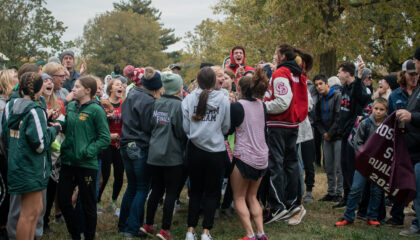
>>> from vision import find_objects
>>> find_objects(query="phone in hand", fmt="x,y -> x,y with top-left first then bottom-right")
357,55 -> 363,63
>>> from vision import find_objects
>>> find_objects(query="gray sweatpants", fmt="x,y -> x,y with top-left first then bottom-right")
323,139 -> 343,196
7,190 -> 47,240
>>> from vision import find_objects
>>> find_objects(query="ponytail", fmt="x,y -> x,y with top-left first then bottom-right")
238,67 -> 268,100
19,72 -> 42,101
192,67 -> 215,121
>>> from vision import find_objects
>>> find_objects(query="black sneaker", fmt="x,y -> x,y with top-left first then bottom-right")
333,195 -> 343,202
384,218 -> 404,228
263,207 -> 288,224
319,194 -> 336,202
280,204 -> 302,220
332,198 -> 346,209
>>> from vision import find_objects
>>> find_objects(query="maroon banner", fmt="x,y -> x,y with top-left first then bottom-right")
355,112 -> 416,206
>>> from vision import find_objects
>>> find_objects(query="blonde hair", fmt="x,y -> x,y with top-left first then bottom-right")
211,66 -> 223,74
42,77 -> 61,110
42,62 -> 65,76
0,70 -> 15,98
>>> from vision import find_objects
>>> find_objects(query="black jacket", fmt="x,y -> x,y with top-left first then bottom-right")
120,87 -> 155,150
405,86 -> 420,165
339,77 -> 371,138
314,88 -> 342,140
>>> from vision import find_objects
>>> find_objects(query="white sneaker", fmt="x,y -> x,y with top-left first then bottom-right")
185,232 -> 197,240
201,233 -> 213,240
279,205 -> 302,221
287,205 -> 306,225
399,225 -> 420,236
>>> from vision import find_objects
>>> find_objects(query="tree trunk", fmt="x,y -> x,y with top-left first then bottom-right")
319,48 -> 337,77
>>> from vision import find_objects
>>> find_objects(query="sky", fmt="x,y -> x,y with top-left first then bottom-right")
45,0 -> 219,52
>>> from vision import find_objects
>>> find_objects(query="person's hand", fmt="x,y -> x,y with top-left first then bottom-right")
47,109 -> 54,118
52,122 -> 62,132
80,60 -> 87,75
229,92 -> 237,103
396,109 -> 412,123
323,133 -> 331,141
64,69 -> 70,79
65,92 -> 74,103
51,109 -> 60,121
110,133 -> 120,140
357,58 -> 365,79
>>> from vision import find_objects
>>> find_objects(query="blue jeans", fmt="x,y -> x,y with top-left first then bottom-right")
118,143 -> 151,234
344,171 -> 382,222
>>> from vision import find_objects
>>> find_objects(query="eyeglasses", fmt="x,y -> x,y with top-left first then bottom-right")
408,72 -> 419,76
53,74 -> 66,78
368,76 -> 372,80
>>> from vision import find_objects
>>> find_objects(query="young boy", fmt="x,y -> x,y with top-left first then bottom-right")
313,74 -> 343,202
335,97 -> 388,227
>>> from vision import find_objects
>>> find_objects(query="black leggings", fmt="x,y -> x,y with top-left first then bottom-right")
98,145 -> 124,202
146,165 -> 184,230
187,142 -> 225,230
44,177 -> 58,228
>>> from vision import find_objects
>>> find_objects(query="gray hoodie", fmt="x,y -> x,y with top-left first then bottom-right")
182,88 -> 230,152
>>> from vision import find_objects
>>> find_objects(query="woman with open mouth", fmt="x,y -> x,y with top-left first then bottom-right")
97,77 -> 125,217
40,73 -> 66,234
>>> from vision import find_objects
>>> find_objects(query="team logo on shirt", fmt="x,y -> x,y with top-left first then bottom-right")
276,82 -> 288,95
153,110 -> 169,124
79,113 -> 89,121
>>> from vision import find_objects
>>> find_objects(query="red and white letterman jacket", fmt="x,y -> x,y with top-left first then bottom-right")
264,62 -> 308,128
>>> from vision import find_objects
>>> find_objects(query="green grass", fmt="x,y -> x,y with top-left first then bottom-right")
44,167 -> 414,239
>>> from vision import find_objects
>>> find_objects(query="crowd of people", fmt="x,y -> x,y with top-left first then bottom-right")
0,44 -> 419,240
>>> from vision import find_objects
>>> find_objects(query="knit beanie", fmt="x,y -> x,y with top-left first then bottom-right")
60,50 -> 74,62
142,67 -> 162,90
48,56 -> 61,64
123,65 -> 135,80
384,75 -> 399,91
41,73 -> 53,82
415,47 -> 420,61
161,73 -> 183,95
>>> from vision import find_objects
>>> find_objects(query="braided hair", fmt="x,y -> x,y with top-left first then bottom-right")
19,72 -> 43,101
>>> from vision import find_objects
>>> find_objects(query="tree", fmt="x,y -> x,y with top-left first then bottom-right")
113,0 -> 180,50
80,10 -> 168,77
0,0 -> 67,66
185,0 -> 419,77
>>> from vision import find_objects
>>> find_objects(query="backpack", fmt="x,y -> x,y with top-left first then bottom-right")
347,116 -> 371,148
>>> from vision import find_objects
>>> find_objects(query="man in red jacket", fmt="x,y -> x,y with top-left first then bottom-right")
225,46 -> 254,83
263,44 -> 308,224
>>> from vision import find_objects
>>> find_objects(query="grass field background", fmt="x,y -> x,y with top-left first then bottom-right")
44,167 -> 415,239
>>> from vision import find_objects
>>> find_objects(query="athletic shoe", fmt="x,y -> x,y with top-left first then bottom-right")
303,192 -> 314,203
201,233 -> 213,240
279,204 -> 301,220
140,224 -> 155,237
384,218 -> 404,228
287,205 -> 306,225
332,198 -> 346,209
156,229 -> 173,240
399,225 -> 420,236
366,220 -> 381,227
237,236 -> 256,240
114,207 -> 121,217
263,207 -> 288,224
256,234 -> 268,240
319,194 -> 336,202
123,231 -> 147,239
185,232 -> 198,240
334,218 -> 354,227
333,195 -> 343,202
